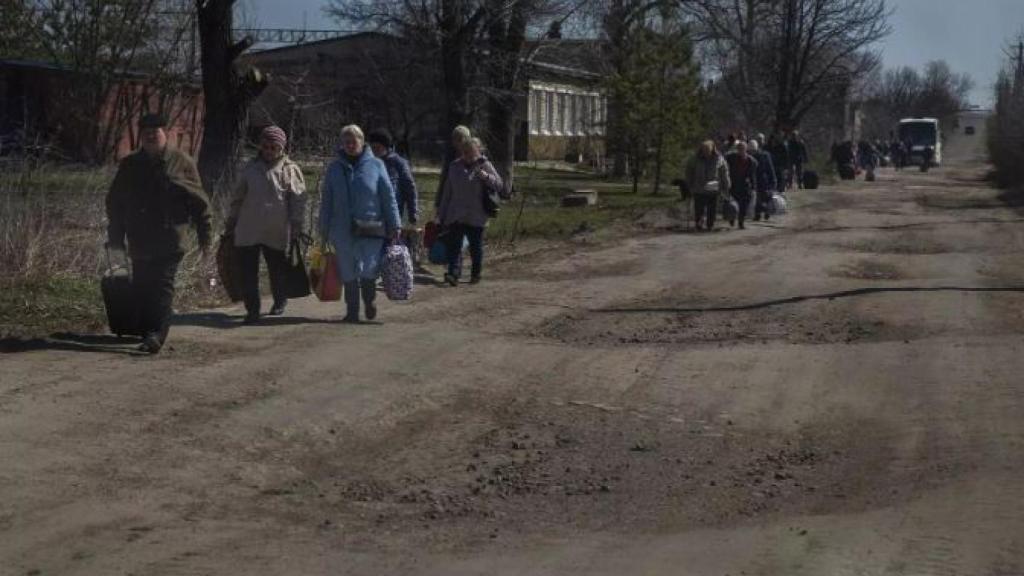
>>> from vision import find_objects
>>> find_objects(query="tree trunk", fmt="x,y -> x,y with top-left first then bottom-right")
486,96 -> 516,196
435,0 -> 482,200
196,0 -> 265,198
484,0 -> 529,197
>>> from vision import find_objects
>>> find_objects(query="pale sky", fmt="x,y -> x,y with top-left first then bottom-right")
245,0 -> 1024,107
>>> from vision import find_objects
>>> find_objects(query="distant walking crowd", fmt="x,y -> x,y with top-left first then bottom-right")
832,132 -> 935,181
684,130 -> 810,231
105,113 -> 501,354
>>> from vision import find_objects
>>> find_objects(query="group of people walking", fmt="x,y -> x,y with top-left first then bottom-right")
832,134 -> 934,180
685,129 -> 807,231
106,113 -> 500,354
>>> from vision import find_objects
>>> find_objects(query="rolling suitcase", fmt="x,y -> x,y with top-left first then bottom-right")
803,170 -> 819,189
101,248 -> 141,337
216,233 -> 244,303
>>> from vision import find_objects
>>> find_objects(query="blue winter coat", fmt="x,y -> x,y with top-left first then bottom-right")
752,150 -> 777,194
319,147 -> 400,282
381,151 -> 418,223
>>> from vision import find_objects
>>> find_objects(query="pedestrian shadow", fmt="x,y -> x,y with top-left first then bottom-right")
0,332 -> 143,355
172,312 -> 335,329
595,285 -> 1024,314
413,272 -> 438,286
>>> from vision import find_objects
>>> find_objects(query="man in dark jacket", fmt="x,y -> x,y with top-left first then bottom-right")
105,113 -> 211,354
767,133 -> 790,192
725,141 -> 758,229
748,140 -> 777,221
368,129 -> 418,224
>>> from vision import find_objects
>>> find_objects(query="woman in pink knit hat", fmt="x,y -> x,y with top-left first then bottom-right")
226,125 -> 307,324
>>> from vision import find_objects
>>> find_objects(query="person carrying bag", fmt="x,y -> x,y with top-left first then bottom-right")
685,140 -> 731,232
318,124 -> 401,323
435,136 -> 502,286
225,125 -> 307,324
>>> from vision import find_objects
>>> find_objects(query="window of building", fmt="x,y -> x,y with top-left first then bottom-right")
531,90 -> 544,135
561,93 -> 569,133
567,94 -> 577,135
580,96 -> 591,135
545,91 -> 555,133
577,94 -> 587,136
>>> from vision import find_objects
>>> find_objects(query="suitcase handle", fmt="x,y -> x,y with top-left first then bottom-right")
104,244 -> 131,277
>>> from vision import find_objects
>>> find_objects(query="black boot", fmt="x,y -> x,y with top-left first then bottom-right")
342,281 -> 360,323
361,279 -> 377,321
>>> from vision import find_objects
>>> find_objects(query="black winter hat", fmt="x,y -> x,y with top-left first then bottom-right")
139,113 -> 167,129
367,129 -> 392,148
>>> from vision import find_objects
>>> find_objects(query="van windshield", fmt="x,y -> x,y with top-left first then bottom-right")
899,123 -> 937,146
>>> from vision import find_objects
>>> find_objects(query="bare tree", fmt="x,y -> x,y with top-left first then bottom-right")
4,1 -> 201,162
327,1 -> 486,154
195,0 -> 266,197
327,0 -> 581,194
29,0 -> 165,162
685,0 -> 891,130
480,0 -> 585,195
861,60 -> 973,139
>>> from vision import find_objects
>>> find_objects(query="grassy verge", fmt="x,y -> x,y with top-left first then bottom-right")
1,159 -> 678,340
0,276 -> 106,337
0,160 -> 231,340
378,165 -> 680,242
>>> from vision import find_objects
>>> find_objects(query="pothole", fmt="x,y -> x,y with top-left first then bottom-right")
532,300 -> 922,347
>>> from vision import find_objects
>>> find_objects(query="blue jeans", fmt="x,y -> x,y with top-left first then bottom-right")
445,223 -> 484,279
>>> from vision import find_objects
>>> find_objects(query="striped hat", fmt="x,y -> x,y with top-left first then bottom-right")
260,125 -> 287,147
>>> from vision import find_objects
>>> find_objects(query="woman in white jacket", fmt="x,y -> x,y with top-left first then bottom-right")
226,126 -> 307,323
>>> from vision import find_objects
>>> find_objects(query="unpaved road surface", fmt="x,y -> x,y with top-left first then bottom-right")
4,134 -> 1024,575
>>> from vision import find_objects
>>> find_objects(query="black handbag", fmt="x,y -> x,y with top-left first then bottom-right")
482,182 -> 500,218
282,236 -> 312,298
477,160 -> 501,218
352,219 -> 387,238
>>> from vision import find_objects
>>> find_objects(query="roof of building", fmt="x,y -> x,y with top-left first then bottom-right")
524,39 -> 607,78
0,58 -> 157,80
243,31 -> 397,59
242,31 -> 606,80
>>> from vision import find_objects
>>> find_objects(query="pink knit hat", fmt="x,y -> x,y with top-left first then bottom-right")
260,125 -> 287,147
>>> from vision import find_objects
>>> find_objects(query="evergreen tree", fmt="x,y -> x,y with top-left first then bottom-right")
606,9 -> 702,194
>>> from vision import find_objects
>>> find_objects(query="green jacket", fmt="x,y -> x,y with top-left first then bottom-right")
106,147 -> 212,260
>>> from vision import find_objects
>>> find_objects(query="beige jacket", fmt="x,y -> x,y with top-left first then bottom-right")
686,152 -> 731,198
229,156 -> 306,251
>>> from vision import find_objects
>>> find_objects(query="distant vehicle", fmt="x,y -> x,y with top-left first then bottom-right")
898,118 -> 942,166
965,125 -> 976,135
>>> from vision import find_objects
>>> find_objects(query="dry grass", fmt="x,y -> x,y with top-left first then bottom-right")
0,159 -> 228,339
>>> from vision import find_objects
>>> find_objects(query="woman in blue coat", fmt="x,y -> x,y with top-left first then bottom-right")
319,125 -> 401,323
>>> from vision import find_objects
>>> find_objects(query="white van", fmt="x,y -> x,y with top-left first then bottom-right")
898,118 -> 942,165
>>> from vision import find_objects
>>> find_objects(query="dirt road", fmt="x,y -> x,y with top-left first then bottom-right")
4,134 -> 1024,575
